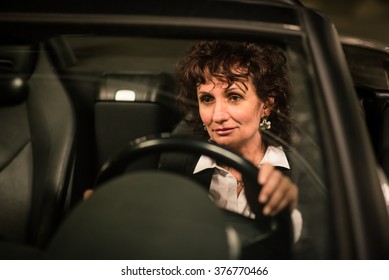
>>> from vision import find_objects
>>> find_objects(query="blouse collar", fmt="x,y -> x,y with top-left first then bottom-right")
193,145 -> 290,174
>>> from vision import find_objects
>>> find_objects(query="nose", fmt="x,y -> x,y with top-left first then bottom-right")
212,100 -> 229,123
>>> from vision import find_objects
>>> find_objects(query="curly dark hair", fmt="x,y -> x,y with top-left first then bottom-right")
175,40 -> 292,145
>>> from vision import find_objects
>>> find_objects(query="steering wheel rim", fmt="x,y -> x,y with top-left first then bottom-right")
95,133 -> 266,217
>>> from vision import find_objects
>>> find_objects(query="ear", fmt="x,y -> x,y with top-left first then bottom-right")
264,97 -> 275,116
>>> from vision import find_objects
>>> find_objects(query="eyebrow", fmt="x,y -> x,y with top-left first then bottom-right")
225,84 -> 247,93
197,80 -> 248,95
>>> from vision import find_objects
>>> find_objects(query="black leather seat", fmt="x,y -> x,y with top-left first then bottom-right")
94,73 -> 182,169
0,43 -> 76,249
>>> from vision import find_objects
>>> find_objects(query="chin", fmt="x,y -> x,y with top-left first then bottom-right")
212,137 -> 234,148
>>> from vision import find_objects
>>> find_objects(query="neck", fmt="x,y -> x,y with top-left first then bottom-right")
246,143 -> 266,166
230,138 -> 266,166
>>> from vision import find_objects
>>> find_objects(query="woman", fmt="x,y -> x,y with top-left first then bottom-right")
161,40 -> 301,240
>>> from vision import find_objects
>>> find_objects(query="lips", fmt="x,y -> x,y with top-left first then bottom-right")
213,127 -> 235,136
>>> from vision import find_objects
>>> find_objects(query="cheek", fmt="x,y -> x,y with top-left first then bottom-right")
234,106 -> 261,124
256,108 -> 263,121
237,108 -> 262,129
255,103 -> 264,119
198,106 -> 210,124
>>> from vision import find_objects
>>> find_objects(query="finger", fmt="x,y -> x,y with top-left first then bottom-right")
263,187 -> 290,216
258,167 -> 283,203
258,164 -> 274,185
263,199 -> 289,216
83,189 -> 94,200
262,179 -> 288,215
263,179 -> 298,215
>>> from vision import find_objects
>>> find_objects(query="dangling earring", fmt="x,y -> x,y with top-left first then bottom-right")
203,123 -> 207,131
260,115 -> 271,131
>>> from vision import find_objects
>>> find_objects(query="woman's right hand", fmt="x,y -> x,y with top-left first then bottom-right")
257,164 -> 298,216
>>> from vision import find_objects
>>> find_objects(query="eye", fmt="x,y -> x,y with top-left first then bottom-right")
228,94 -> 243,102
199,95 -> 214,104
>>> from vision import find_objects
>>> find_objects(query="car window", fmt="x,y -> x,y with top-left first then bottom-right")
341,40 -> 389,180
47,34 -> 331,259
0,30 -> 337,259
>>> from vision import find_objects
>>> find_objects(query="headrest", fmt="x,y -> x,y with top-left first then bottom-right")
0,45 -> 38,106
98,72 -> 178,109
46,171 -> 230,259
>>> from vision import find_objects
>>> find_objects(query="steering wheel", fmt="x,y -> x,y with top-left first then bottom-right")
96,133 -> 266,215
95,133 -> 292,258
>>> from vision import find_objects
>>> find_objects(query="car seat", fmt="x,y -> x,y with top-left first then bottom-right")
0,43 -> 76,249
94,73 -> 182,169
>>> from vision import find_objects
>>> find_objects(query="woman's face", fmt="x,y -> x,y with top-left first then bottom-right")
197,76 -> 266,152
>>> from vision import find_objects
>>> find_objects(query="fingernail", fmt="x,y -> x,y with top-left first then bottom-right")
263,207 -> 270,215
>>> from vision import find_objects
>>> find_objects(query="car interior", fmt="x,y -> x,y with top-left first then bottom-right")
0,43 -> 76,249
1,32 -> 387,259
